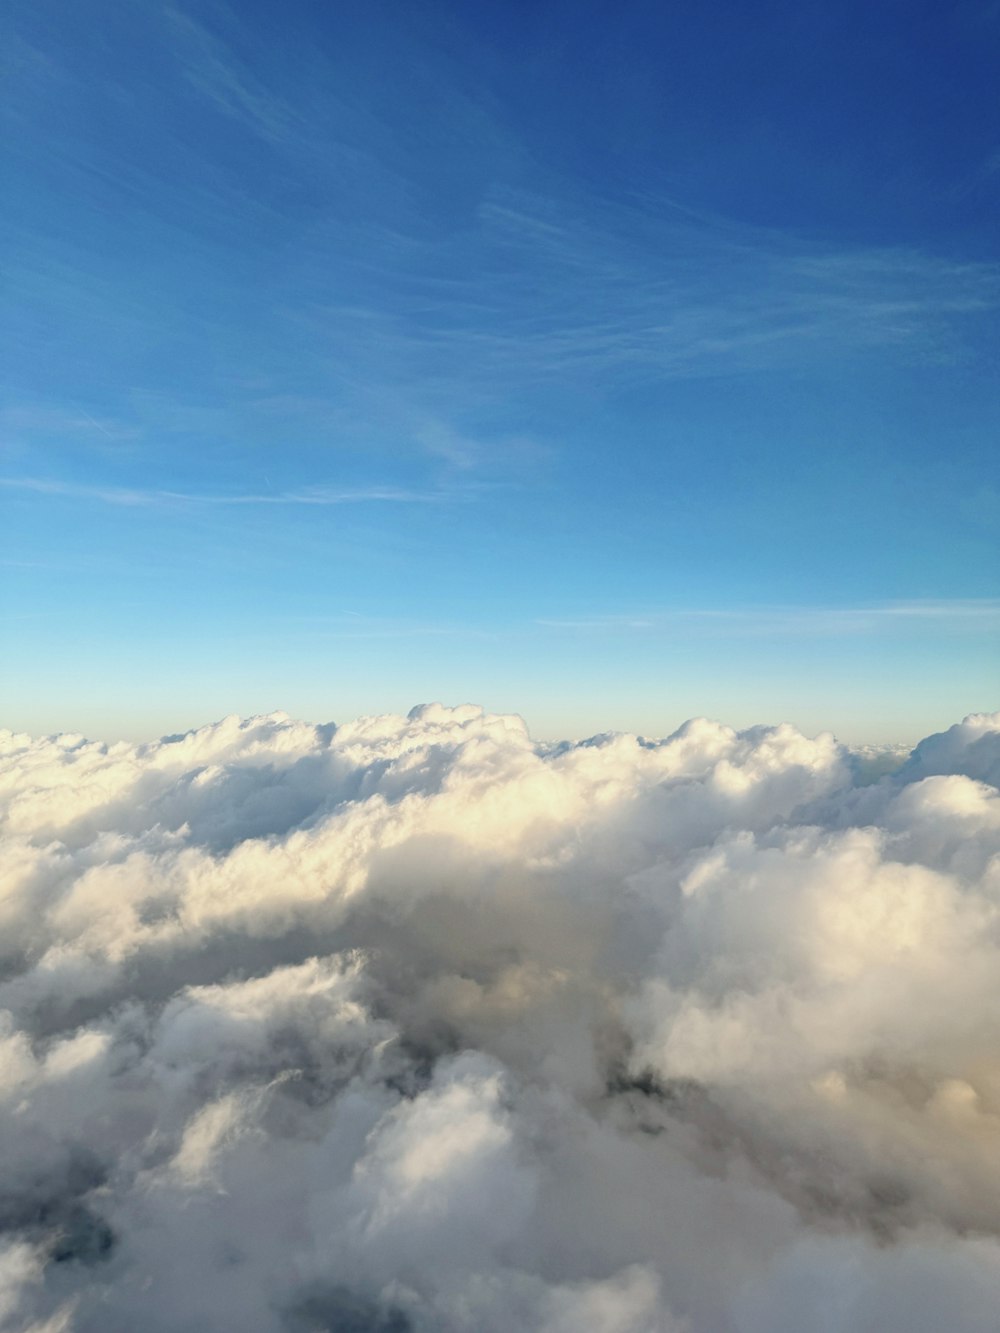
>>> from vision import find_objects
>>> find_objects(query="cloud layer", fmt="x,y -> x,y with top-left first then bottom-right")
1,704 -> 998,1331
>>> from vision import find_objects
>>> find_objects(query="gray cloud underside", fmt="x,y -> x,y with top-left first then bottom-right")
1,704 -> 999,1332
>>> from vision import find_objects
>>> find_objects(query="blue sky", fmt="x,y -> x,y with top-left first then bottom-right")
2,0 -> 998,742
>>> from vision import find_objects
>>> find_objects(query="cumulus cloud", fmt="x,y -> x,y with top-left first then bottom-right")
0,704 -> 998,1331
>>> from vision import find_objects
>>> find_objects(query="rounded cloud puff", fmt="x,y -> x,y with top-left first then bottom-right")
0,706 -> 998,1331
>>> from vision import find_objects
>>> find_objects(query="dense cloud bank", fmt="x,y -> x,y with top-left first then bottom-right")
1,704 -> 999,1332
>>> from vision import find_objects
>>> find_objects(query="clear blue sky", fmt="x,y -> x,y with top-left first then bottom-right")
2,0 -> 998,742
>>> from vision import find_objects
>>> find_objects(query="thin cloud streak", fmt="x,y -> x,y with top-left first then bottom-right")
537,600 -> 1000,635
164,3 -> 299,145
0,477 -> 459,508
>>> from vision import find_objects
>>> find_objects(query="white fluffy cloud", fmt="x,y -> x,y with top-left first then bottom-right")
0,705 -> 998,1331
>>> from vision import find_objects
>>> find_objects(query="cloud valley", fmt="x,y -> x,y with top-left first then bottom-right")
1,704 -> 999,1332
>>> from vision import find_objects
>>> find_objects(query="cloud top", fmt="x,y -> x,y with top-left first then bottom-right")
1,705 -> 999,1331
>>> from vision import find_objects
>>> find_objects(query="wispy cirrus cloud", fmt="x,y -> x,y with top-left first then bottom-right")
284,190 -> 1000,415
9,5 -> 998,458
